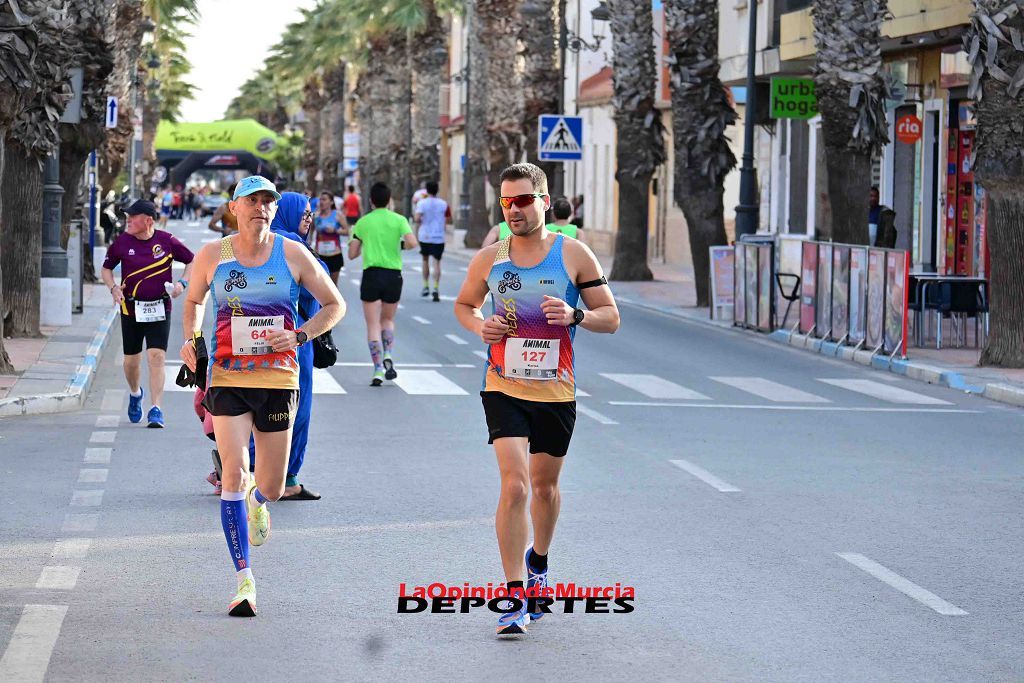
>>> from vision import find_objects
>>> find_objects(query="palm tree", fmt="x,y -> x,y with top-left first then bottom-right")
98,0 -> 145,193
409,0 -> 448,187
301,73 -> 325,192
811,0 -> 889,245
664,0 -> 737,305
464,0 -> 490,246
519,0 -> 560,192
966,0 -> 1024,367
607,0 -> 666,280
0,0 -> 38,370
59,0 -> 117,284
1,0 -> 77,337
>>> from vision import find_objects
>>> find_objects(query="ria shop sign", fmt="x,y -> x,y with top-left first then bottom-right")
770,78 -> 818,119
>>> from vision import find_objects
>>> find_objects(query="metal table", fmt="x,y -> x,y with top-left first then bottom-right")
909,273 -> 988,348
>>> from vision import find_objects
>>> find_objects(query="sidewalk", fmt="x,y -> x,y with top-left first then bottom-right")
0,284 -> 117,418
447,229 -> 1024,408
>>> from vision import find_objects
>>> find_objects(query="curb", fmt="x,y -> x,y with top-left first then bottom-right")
767,328 -> 1024,407
0,306 -> 118,418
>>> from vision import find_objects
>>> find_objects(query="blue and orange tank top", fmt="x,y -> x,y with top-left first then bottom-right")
482,234 -> 580,402
208,235 -> 300,390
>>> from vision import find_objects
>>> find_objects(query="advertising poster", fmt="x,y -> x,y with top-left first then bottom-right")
800,241 -> 818,334
866,249 -> 885,349
709,246 -> 735,319
757,245 -> 772,331
734,244 -> 745,326
884,251 -> 908,355
816,244 -> 833,338
831,246 -> 850,342
778,238 -> 803,318
745,244 -> 757,328
848,248 -> 867,344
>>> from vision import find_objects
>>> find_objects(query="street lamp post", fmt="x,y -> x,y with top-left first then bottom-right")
734,0 -> 760,237
128,18 -> 156,200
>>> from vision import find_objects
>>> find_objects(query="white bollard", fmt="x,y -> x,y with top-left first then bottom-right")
40,277 -> 73,326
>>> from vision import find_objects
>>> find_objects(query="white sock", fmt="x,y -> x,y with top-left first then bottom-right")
130,388 -> 142,397
237,568 -> 254,587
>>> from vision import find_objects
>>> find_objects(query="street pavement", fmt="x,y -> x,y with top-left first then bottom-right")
1,218 -> 1022,681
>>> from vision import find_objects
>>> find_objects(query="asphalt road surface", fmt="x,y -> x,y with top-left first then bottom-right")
1,218 -> 1022,681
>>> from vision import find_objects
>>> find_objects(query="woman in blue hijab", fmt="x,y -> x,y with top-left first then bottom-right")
248,191 -> 331,500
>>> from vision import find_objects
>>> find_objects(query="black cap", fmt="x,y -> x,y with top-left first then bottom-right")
125,199 -> 159,218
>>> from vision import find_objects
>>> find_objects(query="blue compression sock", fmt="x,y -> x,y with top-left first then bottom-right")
220,491 -> 249,573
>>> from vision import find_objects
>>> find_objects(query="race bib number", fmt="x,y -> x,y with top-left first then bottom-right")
134,299 -> 166,323
505,337 -> 559,380
317,236 -> 341,256
230,315 -> 285,356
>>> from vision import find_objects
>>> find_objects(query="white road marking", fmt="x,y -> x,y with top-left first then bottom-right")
445,334 -> 468,345
349,278 -> 360,286
0,604 -> 68,681
100,389 -> 124,412
70,490 -> 104,507
836,553 -> 968,615
473,350 -> 488,360
52,539 -> 92,559
83,448 -> 111,464
35,566 -> 81,590
89,431 -> 115,444
669,459 -> 741,492
575,388 -> 590,397
77,469 -> 108,484
61,513 -> 98,533
201,237 -> 220,243
576,404 -> 617,425
609,402 -> 979,414
95,414 -> 119,428
818,379 -> 953,405
601,373 -> 709,400
711,376 -> 830,403
412,315 -> 432,325
393,370 -> 468,395
332,361 -> 475,368
312,368 -> 346,394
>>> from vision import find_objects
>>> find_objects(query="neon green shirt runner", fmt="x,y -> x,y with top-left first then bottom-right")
498,221 -> 578,240
352,208 -> 412,270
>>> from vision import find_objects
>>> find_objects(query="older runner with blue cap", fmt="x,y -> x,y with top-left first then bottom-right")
181,176 -> 346,617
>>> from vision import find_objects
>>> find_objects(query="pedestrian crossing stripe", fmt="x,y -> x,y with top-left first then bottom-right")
538,115 -> 583,161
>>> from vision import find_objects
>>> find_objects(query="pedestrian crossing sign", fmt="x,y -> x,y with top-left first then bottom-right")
538,115 -> 584,162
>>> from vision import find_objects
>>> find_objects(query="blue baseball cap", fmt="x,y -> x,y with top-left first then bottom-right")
232,175 -> 281,201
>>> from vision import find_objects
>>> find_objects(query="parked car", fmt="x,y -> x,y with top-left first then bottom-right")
200,194 -> 227,217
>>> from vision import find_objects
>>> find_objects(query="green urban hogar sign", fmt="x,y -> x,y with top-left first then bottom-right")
770,78 -> 818,119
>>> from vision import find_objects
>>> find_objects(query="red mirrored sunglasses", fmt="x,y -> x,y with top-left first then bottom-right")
498,193 -> 546,209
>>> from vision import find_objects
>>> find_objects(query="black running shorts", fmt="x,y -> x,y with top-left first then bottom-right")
360,267 -> 403,304
202,386 -> 298,433
419,242 -> 445,260
320,252 -> 345,273
481,391 -> 576,457
120,312 -> 170,355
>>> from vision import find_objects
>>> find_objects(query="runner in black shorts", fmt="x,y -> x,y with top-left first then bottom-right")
454,163 -> 620,637
101,199 -> 194,428
349,182 -> 418,386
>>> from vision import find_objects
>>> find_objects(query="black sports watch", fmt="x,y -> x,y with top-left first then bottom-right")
295,330 -> 309,346
570,308 -> 585,327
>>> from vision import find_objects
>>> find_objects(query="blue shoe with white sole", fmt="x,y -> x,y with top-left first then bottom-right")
128,389 -> 144,423
526,547 -> 549,622
146,406 -> 164,428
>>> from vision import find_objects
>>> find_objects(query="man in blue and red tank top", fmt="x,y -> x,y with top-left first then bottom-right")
179,176 -> 346,618
454,163 -> 621,637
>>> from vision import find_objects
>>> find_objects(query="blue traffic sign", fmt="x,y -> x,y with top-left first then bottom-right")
538,115 -> 583,162
105,96 -> 118,129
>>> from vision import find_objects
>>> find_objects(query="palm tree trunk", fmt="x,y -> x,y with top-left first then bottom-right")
812,0 -> 888,245
1,144 -> 43,337
979,188 -> 1024,365
665,0 -> 738,305
520,0 -> 560,189
410,1 -> 446,187
302,76 -> 322,194
0,136 -> 14,372
465,2 -> 491,247
389,34 -> 412,215
608,0 -> 666,281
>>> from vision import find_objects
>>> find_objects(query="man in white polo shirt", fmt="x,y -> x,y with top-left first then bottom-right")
414,181 -> 452,302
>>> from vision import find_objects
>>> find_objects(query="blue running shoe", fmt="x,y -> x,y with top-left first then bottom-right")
495,599 -> 529,637
146,406 -> 164,428
526,547 -> 549,622
127,389 -> 144,423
